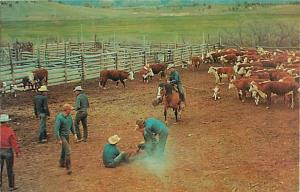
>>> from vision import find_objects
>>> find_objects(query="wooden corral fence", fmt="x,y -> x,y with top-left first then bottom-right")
0,42 -> 221,91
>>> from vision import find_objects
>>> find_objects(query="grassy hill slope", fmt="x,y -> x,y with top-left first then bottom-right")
0,2 -> 299,45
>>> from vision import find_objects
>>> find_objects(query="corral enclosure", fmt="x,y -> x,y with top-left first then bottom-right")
0,1 -> 299,192
0,40 -> 221,89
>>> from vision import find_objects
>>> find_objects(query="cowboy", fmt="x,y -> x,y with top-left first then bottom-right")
135,118 -> 168,157
167,66 -> 185,107
73,86 -> 89,142
0,114 -> 20,191
102,135 -> 129,168
55,104 -> 77,175
33,85 -> 50,143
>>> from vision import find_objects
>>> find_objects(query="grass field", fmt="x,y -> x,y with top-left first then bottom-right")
0,2 -> 300,44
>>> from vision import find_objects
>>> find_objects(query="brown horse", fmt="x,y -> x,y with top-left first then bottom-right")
152,83 -> 183,123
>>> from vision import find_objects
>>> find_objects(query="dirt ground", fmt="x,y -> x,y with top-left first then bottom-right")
0,65 -> 298,192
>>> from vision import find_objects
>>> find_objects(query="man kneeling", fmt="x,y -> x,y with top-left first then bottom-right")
102,135 -> 129,168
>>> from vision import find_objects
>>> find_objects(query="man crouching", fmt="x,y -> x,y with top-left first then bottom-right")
55,104 -> 77,175
102,135 -> 129,168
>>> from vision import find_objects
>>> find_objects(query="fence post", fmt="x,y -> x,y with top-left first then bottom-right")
81,54 -> 85,83
143,51 -> 146,66
129,53 -> 132,71
8,44 -> 15,83
115,53 -> 118,70
37,47 -> 41,68
64,42 -> 67,85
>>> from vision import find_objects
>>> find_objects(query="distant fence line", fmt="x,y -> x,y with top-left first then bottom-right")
0,41 -> 222,90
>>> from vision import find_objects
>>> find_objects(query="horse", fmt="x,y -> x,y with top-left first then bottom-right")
152,83 -> 183,123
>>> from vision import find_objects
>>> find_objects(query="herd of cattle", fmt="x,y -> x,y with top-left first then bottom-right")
1,47 -> 300,110
201,48 -> 300,109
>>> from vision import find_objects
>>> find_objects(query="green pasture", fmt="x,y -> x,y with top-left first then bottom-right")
0,2 -> 299,44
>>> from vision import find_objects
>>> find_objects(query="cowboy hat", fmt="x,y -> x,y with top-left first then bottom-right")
108,135 -> 121,145
73,86 -> 83,92
38,85 -> 48,92
0,114 -> 11,123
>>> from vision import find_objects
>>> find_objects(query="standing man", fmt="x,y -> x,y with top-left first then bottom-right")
73,86 -> 89,142
102,135 -> 129,168
168,66 -> 186,108
55,104 -> 77,175
0,114 -> 20,191
135,117 -> 169,157
33,85 -> 50,143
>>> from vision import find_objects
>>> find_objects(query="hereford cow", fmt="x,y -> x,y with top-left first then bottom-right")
269,70 -> 290,81
220,54 -> 237,65
22,68 -> 48,90
139,65 -> 154,83
244,69 -> 271,79
228,78 -> 267,102
208,66 -> 235,84
249,81 -> 300,109
99,70 -> 134,89
191,56 -> 202,70
149,63 -> 167,79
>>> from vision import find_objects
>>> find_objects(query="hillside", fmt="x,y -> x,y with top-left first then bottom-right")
0,1 -> 299,45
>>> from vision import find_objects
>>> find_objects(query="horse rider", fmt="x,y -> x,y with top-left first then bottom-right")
167,66 -> 185,108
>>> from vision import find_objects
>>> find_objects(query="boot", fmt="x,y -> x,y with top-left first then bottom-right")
8,174 -> 17,191
65,158 -> 72,175
59,160 -> 65,168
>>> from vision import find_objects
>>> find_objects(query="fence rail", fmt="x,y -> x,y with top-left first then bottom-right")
0,42 -> 222,91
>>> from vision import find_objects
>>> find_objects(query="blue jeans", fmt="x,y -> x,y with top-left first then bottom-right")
38,113 -> 47,141
75,111 -> 88,140
59,136 -> 71,170
0,149 -> 15,188
105,152 -> 128,168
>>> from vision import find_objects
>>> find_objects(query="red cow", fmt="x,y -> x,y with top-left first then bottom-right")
261,60 -> 277,68
23,68 -> 48,90
139,65 -> 154,83
229,78 -> 267,102
268,71 -> 290,81
99,70 -> 134,89
191,56 -> 202,70
249,81 -> 300,109
208,66 -> 235,83
149,63 -> 167,79
220,54 -> 237,65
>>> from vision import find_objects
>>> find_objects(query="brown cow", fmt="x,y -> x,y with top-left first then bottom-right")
149,63 -> 167,79
191,56 -> 202,70
229,78 -> 267,102
99,70 -> 134,89
268,70 -> 290,81
249,81 -> 300,109
139,65 -> 154,83
23,68 -> 48,90
208,66 -> 235,84
220,54 -> 237,65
